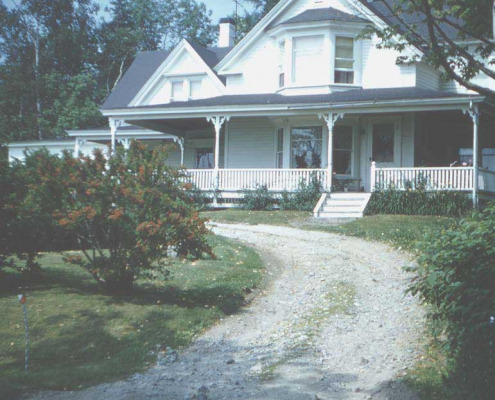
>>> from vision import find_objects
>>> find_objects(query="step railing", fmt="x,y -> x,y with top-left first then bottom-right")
371,162 -> 475,192
185,168 -> 330,192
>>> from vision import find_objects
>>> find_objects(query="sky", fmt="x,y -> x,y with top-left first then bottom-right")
2,0 -> 255,24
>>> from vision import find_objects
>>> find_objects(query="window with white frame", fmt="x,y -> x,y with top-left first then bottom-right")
291,126 -> 323,168
292,35 -> 325,85
334,36 -> 355,84
171,80 -> 185,101
189,79 -> 202,99
333,125 -> 353,175
276,128 -> 284,168
278,40 -> 285,88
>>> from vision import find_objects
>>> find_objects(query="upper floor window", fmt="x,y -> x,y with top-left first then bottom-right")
292,35 -> 324,85
334,36 -> 355,84
171,81 -> 184,101
189,79 -> 202,99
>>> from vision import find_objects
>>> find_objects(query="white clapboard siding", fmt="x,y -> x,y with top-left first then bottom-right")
416,63 -> 441,91
227,117 -> 276,168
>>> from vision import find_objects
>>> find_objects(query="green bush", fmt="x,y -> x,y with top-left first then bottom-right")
241,185 -> 276,211
366,189 -> 471,217
279,177 -> 322,211
13,143 -> 214,294
408,204 -> 495,399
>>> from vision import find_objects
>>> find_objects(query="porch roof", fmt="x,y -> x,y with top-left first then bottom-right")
101,87 -> 484,116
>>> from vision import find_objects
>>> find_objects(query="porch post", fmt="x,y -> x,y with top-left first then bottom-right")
74,138 -> 85,157
117,138 -> 131,150
464,104 -> 480,208
370,161 -> 376,192
319,113 -> 344,191
109,118 -> 123,155
207,116 -> 230,193
174,137 -> 185,165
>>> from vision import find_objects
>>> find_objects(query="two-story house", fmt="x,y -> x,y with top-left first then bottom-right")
28,0 -> 495,216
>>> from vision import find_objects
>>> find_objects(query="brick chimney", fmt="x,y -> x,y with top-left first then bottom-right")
219,18 -> 235,48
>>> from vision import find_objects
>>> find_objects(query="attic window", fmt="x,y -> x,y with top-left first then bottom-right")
334,36 -> 355,84
189,79 -> 202,99
171,81 -> 184,102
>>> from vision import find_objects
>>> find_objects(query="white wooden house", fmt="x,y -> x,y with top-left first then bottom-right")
24,0 -> 495,217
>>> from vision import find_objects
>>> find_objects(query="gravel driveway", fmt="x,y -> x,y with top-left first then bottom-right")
26,223 -> 424,400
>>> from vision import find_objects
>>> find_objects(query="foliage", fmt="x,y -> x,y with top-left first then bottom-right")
241,185 -> 276,211
233,0 -> 281,41
0,0 -> 216,142
279,177 -> 322,211
0,235 -> 263,398
407,204 -> 495,398
1,149 -> 69,275
362,0 -> 495,97
29,142 -> 214,293
366,189 -> 471,217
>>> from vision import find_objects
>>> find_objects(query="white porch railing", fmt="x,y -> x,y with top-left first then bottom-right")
371,164 -> 475,192
479,168 -> 495,193
186,168 -> 330,192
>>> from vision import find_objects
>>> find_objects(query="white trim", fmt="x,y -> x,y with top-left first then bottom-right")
102,96 -> 485,120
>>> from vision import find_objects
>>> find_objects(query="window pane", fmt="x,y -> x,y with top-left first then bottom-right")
291,127 -> 323,168
195,148 -> 214,169
277,128 -> 284,152
334,151 -> 352,175
336,46 -> 353,59
336,36 -> 354,47
334,126 -> 353,150
335,70 -> 354,84
372,124 -> 395,163
189,80 -> 202,98
335,59 -> 354,69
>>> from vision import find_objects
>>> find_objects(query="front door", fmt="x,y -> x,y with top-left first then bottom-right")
363,117 -> 402,191
370,118 -> 401,168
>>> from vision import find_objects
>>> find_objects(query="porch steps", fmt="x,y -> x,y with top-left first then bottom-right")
313,193 -> 372,219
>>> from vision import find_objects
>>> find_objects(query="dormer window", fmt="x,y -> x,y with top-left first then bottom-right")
171,81 -> 184,102
334,36 -> 355,84
292,35 -> 325,85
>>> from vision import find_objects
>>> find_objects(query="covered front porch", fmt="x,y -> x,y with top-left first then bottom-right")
102,88 -> 495,209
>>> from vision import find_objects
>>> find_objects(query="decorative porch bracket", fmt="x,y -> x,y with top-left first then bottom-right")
74,138 -> 86,156
173,137 -> 185,165
117,137 -> 131,150
463,103 -> 480,208
109,118 -> 124,155
207,116 -> 230,196
319,112 -> 345,191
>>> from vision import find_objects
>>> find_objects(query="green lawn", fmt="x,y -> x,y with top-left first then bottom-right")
0,235 -> 263,399
203,210 -> 457,252
202,209 -> 311,226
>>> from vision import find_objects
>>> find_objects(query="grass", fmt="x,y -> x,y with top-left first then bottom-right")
201,209 -> 310,226
0,235 -> 264,399
203,210 -> 457,252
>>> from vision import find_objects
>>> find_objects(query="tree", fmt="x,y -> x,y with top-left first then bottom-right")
363,0 -> 495,97
33,143 -> 214,294
99,0 -> 216,94
233,0 -> 280,41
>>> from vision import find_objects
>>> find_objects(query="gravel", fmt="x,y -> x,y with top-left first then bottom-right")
25,223 -> 425,400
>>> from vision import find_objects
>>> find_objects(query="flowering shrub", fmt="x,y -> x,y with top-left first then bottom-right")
33,142 -> 214,293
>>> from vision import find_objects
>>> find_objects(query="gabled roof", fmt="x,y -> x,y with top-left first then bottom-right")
102,50 -> 171,110
101,42 -> 233,110
272,6 -> 369,28
106,88 -> 477,111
